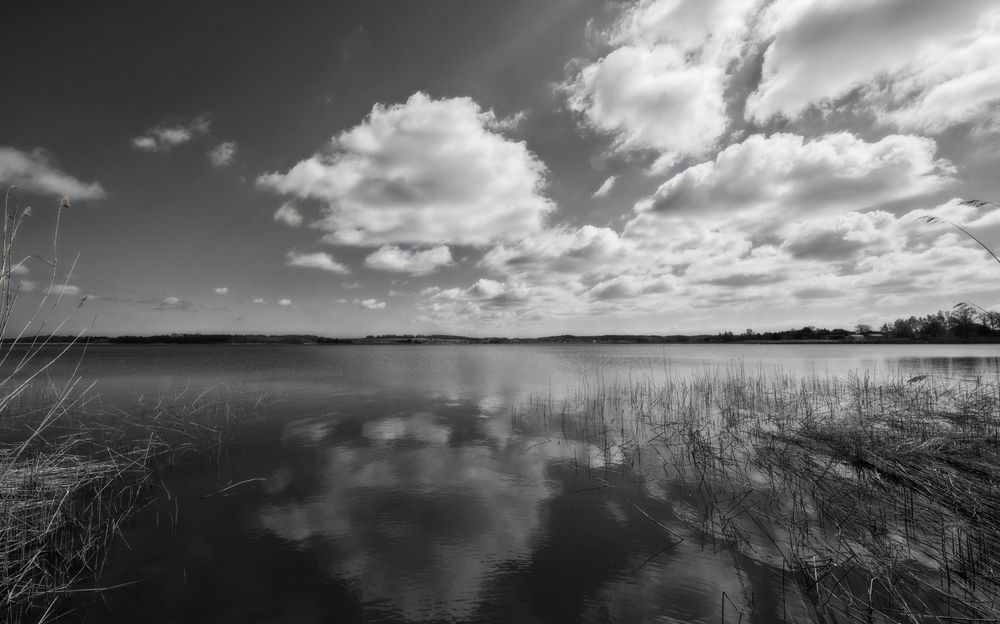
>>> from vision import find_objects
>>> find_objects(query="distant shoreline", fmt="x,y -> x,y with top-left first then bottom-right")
7,334 -> 1000,346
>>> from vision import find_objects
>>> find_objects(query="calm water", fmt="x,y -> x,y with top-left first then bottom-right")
21,343 -> 1000,622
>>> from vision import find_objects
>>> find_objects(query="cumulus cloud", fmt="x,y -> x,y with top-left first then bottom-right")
409,130 -> 979,330
564,0 -> 760,169
483,225 -> 631,280
252,297 -> 267,304
273,203 -> 303,227
633,132 -> 954,231
781,211 -> 896,261
426,201 -> 1000,329
364,245 -> 452,275
354,298 -> 386,310
257,92 -> 553,246
207,141 -> 237,167
277,298 -> 292,306
880,23 -> 1000,133
747,0 -> 1000,132
566,46 -> 728,170
131,114 -> 211,152
286,251 -> 350,274
214,286 -> 229,295
0,147 -> 106,200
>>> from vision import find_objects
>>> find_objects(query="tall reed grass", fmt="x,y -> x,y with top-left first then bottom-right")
0,189 -> 248,621
544,365 -> 1000,623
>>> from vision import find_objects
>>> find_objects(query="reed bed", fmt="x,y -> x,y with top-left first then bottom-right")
0,385 -> 268,622
0,439 -> 153,621
543,366 -> 1000,623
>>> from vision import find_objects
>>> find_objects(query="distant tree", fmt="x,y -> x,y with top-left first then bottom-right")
888,317 -> 919,340
855,323 -> 872,335
982,309 -> 1000,332
949,304 -> 980,338
918,313 -> 947,339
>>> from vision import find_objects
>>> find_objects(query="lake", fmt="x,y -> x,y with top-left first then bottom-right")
24,343 -> 1000,622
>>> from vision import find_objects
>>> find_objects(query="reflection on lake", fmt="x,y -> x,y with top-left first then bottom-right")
43,343 -> 998,622
258,408 -> 555,622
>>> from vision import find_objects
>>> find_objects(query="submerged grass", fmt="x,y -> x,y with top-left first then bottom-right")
543,366 -> 1000,623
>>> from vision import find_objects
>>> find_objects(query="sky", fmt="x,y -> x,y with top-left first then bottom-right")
3,0 -> 1000,337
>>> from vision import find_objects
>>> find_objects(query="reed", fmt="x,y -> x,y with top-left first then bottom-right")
0,189 -> 263,621
551,365 -> 1000,623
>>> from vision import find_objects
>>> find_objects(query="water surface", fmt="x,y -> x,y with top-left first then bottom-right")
23,343 -> 998,622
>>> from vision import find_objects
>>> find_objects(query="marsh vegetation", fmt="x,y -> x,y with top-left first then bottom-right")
537,366 -> 1000,623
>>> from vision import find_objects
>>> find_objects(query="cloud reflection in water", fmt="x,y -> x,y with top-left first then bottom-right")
258,404 -> 608,621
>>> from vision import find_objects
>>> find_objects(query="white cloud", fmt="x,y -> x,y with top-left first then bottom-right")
564,0 -> 760,169
781,211 -> 895,261
252,297 -> 267,304
257,92 -> 553,246
277,298 -> 292,306
0,147 -> 106,200
592,176 -> 617,198
586,274 -> 676,300
46,284 -> 81,296
879,23 -> 1000,133
408,131 -> 974,331
419,198 -> 1000,330
364,245 -> 452,275
611,0 -> 760,54
354,298 -> 386,310
207,141 -> 237,167
214,286 -> 229,295
486,110 -> 528,131
483,225 -> 631,281
632,132 -> 954,232
286,251 -> 350,274
274,203 -> 303,227
163,296 -> 180,305
131,114 -> 211,152
131,136 -> 157,151
417,279 -> 576,330
746,0 -> 1000,132
566,45 -> 728,170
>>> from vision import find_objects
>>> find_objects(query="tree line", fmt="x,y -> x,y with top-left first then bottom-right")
724,304 -> 1000,342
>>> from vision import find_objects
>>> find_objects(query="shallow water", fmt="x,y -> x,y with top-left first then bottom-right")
14,343 -> 1000,622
